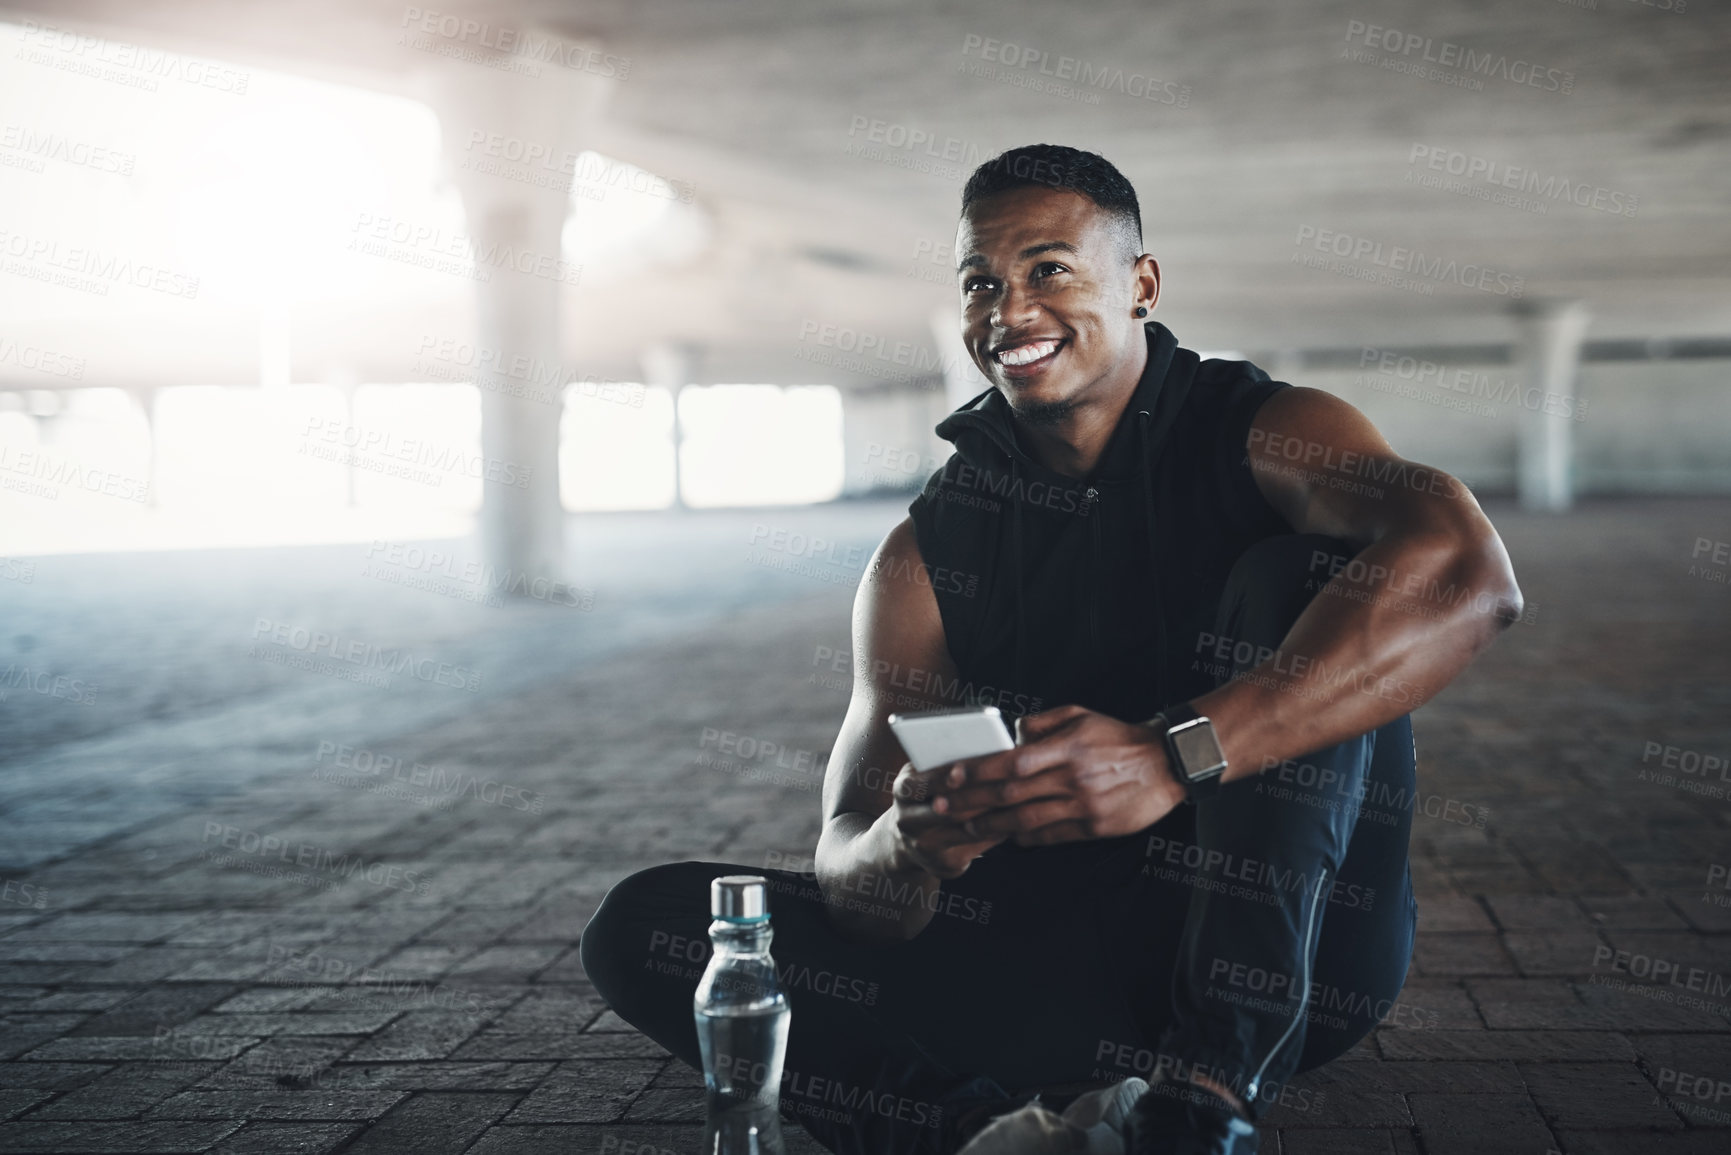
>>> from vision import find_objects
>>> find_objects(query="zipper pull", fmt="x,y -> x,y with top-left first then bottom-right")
1083,486 -> 1099,514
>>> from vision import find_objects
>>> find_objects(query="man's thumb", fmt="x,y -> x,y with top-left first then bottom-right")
1016,705 -> 1081,743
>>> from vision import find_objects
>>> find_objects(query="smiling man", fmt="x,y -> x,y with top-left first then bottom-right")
582,144 -> 1522,1155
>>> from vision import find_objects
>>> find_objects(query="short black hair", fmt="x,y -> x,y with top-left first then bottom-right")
961,144 -> 1143,262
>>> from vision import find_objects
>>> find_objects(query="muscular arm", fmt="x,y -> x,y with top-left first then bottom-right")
914,386 -> 1522,847
813,518 -> 1001,942
1198,386 -> 1523,781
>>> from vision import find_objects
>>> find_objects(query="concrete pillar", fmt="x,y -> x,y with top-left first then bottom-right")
326,366 -> 360,508
928,305 -> 992,413
424,47 -> 612,582
127,387 -> 159,508
641,343 -> 696,509
259,293 -> 291,389
840,388 -> 949,496
1512,299 -> 1590,512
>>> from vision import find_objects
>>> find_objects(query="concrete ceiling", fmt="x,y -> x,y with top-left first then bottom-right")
2,0 -> 1728,389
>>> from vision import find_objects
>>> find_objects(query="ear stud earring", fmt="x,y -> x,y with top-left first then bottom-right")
1134,306 -> 1148,318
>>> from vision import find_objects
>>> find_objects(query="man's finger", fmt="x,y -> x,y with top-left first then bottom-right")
966,795 -> 1085,836
1013,819 -> 1091,847
936,765 -> 1074,815
1015,704 -> 1087,743
952,736 -> 1075,786
894,762 -> 954,801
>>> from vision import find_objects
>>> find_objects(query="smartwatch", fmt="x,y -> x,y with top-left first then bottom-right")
1146,702 -> 1229,803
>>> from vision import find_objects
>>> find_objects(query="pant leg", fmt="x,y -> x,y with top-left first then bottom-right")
1155,533 -> 1418,1115
581,860 -> 999,1153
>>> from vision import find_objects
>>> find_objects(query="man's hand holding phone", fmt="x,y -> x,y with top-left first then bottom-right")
884,707 -> 1017,879
928,705 -> 1186,847
883,759 -> 1010,879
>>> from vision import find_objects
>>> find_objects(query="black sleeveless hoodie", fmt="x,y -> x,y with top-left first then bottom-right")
908,322 -> 1291,726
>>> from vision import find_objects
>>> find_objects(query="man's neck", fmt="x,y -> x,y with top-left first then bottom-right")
1011,334 -> 1149,479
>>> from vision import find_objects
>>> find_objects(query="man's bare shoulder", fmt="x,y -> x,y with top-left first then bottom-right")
853,516 -> 950,673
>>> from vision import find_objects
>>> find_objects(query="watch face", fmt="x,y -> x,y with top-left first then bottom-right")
1171,719 -> 1227,781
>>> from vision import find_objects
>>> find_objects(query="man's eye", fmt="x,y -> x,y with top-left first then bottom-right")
1033,262 -> 1068,279
962,276 -> 995,293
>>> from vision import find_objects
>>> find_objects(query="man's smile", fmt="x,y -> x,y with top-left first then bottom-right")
991,336 -> 1067,376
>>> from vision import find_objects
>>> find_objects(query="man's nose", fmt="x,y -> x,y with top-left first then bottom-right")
991,282 -> 1039,330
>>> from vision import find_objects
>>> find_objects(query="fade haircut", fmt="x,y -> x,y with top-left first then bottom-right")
961,144 -> 1143,264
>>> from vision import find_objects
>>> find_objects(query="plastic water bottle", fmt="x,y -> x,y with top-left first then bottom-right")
695,875 -> 791,1154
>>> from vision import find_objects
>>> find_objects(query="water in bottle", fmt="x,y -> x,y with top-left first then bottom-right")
695,875 -> 791,1154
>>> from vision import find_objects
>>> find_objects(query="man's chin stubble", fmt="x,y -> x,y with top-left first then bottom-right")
1007,393 -> 1077,427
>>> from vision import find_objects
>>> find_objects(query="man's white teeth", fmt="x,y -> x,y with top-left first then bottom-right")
997,340 -> 1059,366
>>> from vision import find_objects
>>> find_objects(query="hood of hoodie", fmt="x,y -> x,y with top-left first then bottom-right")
932,321 -> 1193,484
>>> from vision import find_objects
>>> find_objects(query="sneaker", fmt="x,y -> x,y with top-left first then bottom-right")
953,1100 -> 1086,1155
953,1077 -> 1154,1155
1122,1076 -> 1258,1155
1061,1077 -> 1152,1155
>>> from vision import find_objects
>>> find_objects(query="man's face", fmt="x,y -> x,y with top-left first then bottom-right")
955,185 -> 1152,416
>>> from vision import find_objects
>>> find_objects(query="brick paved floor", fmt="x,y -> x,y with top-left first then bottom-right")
1,496 -> 1728,1153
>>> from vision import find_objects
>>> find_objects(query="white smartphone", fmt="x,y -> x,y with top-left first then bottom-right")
887,706 -> 1016,773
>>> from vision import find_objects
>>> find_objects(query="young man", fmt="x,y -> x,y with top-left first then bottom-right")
582,144 -> 1522,1154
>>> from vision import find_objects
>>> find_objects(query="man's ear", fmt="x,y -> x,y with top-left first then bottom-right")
1134,253 -> 1162,314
